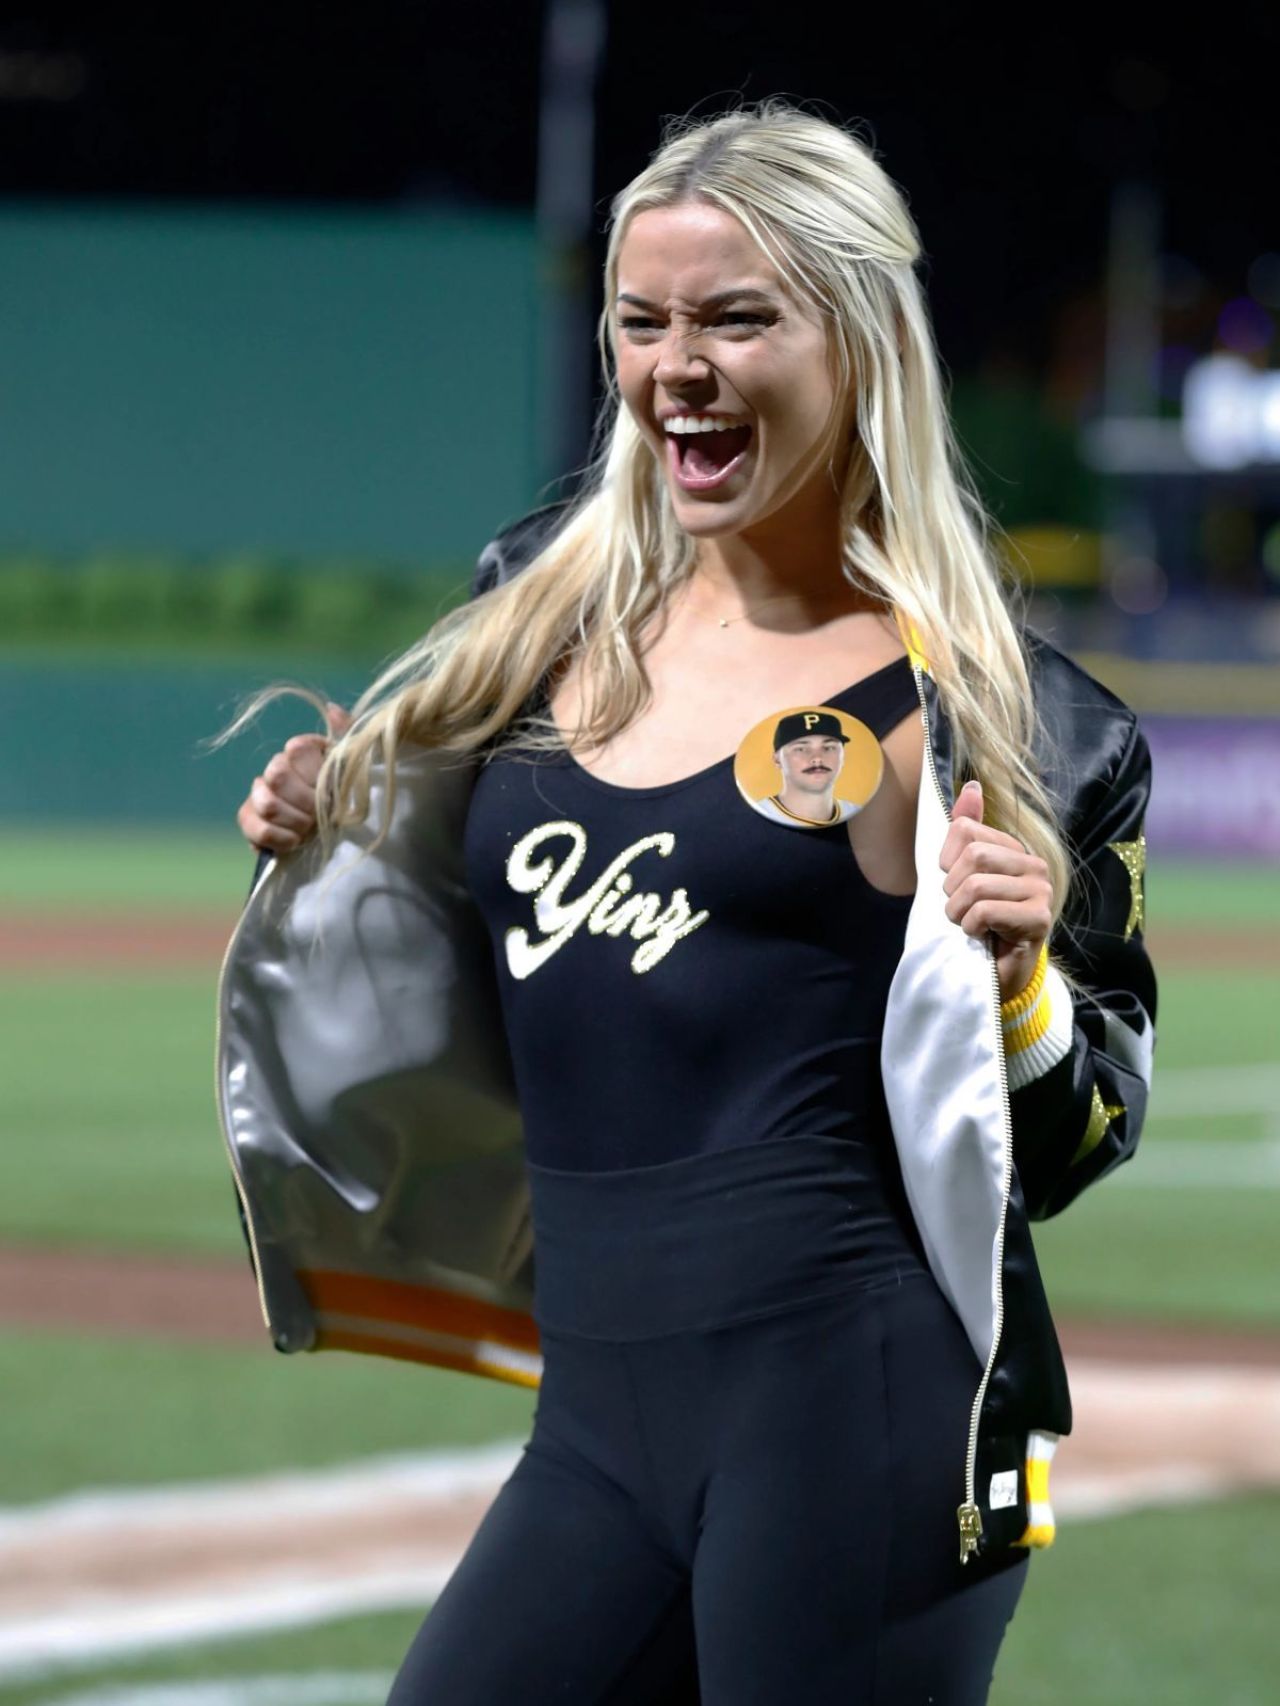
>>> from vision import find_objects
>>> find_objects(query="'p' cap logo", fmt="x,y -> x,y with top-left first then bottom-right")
734,703 -> 884,830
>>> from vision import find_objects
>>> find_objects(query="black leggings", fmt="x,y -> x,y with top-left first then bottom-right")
387,1139 -> 1030,1705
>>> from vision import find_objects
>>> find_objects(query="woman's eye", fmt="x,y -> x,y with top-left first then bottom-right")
618,312 -> 774,336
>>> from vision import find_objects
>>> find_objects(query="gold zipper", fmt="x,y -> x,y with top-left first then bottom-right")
212,857 -> 279,1338
910,664 -> 1015,1565
956,946 -> 1015,1562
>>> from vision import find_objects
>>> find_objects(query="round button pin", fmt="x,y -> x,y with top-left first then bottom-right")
733,703 -> 885,829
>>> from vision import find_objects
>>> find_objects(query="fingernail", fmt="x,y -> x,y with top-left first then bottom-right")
964,779 -> 982,794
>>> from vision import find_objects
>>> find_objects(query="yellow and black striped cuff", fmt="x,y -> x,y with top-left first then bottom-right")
1016,1430 -> 1059,1548
1001,944 -> 1073,1091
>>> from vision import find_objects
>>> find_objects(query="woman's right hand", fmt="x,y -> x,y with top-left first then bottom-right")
236,702 -> 353,854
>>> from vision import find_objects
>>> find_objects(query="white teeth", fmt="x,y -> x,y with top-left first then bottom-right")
663,414 -> 745,434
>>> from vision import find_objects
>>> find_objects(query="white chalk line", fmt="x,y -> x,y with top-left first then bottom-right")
0,1442 -> 525,1683
5,1066 -> 1277,1692
0,1565 -> 452,1688
27,1676 -> 393,1706
1148,1062 -> 1280,1116
1111,1061 -> 1280,1182
1109,1140 -> 1280,1187
0,1443 -> 523,1548
5,1358 -> 1280,1689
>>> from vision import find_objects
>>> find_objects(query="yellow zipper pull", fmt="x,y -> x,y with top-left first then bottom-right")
958,1501 -> 983,1563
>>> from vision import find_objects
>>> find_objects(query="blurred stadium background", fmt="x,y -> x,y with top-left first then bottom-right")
1,9 -> 1277,1704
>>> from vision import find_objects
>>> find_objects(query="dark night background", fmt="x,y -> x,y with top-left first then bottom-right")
2,5 -> 1279,716
0,7 -> 1270,379
1,21 -> 1278,1694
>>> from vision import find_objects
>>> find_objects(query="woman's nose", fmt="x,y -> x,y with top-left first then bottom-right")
653,328 -> 710,388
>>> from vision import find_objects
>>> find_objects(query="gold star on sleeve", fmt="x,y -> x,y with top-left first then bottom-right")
1107,832 -> 1146,942
1072,1086 -> 1127,1165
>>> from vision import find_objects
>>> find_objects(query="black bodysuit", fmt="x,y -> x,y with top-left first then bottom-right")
463,654 -> 922,1172
392,652 -> 1031,1706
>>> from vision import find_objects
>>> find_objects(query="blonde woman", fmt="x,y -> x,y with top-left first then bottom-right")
223,100 -> 1156,1704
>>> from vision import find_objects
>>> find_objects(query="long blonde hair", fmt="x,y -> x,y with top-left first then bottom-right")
253,99 -> 1072,920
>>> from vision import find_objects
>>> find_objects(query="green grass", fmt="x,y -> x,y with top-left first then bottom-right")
992,1494 -> 1280,1706
2,1497 -> 1276,1705
1031,965 -> 1280,1326
1144,968 -> 1277,1066
2,838 -> 1279,1330
5,840 -> 1273,923
0,1609 -> 416,1705
1148,859 -> 1279,927
4,963 -> 1277,1333
0,838 -> 1274,1704
0,828 -> 253,912
0,974 -> 246,1254
1034,1177 -> 1280,1325
0,1330 -> 533,1506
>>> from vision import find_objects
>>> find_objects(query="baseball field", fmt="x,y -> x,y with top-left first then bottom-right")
1,829 -> 1277,1705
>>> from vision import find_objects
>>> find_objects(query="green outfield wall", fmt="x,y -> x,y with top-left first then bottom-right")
0,202 -> 539,560
0,654 -> 383,825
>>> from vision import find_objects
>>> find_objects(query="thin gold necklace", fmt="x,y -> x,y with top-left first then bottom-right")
682,587 -> 860,629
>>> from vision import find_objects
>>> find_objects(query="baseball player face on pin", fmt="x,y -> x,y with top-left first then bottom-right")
774,730 -> 846,822
734,705 -> 884,830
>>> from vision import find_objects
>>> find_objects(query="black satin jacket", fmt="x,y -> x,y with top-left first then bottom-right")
217,501 -> 1156,1565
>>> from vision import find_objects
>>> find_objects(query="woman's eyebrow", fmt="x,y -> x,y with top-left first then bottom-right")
616,288 -> 781,312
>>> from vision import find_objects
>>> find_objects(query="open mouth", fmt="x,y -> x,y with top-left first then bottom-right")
666,423 -> 753,490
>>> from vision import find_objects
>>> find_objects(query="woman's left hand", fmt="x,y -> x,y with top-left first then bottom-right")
940,779 -> 1053,1003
